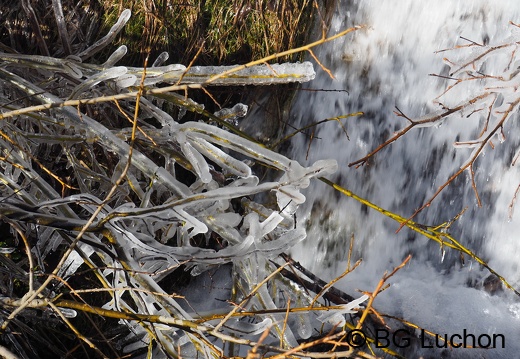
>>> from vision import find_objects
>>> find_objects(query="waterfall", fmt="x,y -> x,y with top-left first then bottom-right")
288,1 -> 520,356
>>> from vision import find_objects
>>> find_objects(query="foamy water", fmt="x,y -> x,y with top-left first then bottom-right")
288,1 -> 520,357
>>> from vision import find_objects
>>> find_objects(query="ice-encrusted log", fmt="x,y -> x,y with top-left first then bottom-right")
0,51 -> 316,87
180,61 -> 316,85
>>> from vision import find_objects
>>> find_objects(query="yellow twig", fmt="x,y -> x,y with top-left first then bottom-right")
319,177 -> 520,296
356,255 -> 411,330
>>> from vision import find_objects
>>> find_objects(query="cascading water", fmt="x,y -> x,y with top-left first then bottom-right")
288,1 -> 520,357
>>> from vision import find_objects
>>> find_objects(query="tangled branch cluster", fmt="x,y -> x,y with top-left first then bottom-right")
0,8 -> 374,359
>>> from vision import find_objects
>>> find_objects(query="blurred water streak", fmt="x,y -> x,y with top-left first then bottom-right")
288,1 -> 520,357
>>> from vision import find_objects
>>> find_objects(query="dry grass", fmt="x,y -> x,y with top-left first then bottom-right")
97,0 -> 315,65
1,0 -> 315,65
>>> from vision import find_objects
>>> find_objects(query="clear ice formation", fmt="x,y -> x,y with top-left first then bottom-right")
0,8 -> 343,358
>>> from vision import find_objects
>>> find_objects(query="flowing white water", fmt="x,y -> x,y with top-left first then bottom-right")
288,1 -> 520,357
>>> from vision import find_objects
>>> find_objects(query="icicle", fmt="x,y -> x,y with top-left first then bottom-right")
62,59 -> 83,78
54,307 -> 77,318
296,310 -> 312,340
153,52 -> 169,67
69,66 -> 128,99
179,141 -> 212,184
56,241 -> 96,280
102,45 -> 128,68
254,228 -> 306,256
139,97 -> 176,128
317,295 -> 369,326
116,74 -> 137,88
259,212 -> 284,237
135,64 -> 187,86
77,9 -> 132,61
191,139 -> 251,177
